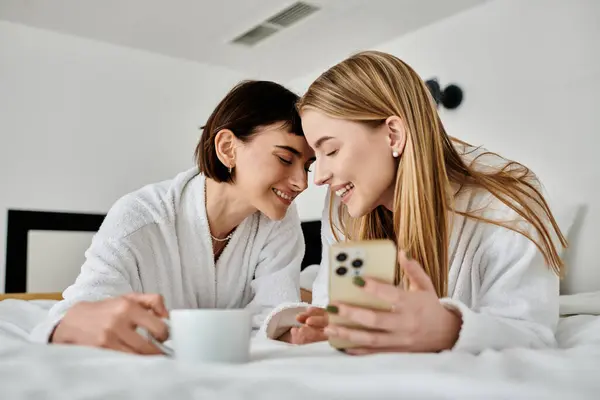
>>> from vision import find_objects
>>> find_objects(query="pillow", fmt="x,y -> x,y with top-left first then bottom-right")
551,202 -> 582,257
556,203 -> 597,295
548,200 -> 588,294
300,264 -> 320,291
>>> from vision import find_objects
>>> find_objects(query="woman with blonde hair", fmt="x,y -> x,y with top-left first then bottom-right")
262,51 -> 567,354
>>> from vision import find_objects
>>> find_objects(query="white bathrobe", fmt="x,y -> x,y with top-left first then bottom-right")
261,186 -> 562,354
30,168 -> 304,342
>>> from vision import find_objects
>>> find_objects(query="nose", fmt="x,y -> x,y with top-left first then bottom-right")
313,158 -> 331,186
290,165 -> 308,192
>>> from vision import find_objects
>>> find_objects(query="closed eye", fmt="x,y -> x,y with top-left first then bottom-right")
278,156 -> 292,165
326,149 -> 338,157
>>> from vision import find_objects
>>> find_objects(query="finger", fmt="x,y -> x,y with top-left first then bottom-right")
399,250 -> 435,293
296,326 -> 327,344
359,278 -> 408,308
124,293 -> 169,318
129,305 -> 169,342
118,327 -> 163,355
296,307 -> 325,323
307,307 -> 326,315
296,312 -> 310,324
291,325 -> 324,344
97,334 -> 136,354
324,325 -> 396,348
334,303 -> 398,332
289,326 -> 300,341
309,329 -> 327,343
345,347 -> 404,356
290,327 -> 306,345
112,340 -> 139,354
305,315 -> 328,328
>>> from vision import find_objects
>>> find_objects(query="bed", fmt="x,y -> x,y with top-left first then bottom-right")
1,200 -> 598,399
0,292 -> 599,400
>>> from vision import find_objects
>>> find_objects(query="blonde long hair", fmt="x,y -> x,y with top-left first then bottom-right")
297,51 -> 566,297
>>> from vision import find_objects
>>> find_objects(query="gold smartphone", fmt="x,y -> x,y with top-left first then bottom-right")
328,239 -> 397,350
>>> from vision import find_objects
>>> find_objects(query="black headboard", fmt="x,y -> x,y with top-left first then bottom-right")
4,210 -> 105,293
4,209 -> 322,293
299,220 -> 322,269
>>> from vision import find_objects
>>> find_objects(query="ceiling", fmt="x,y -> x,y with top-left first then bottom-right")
0,0 -> 488,81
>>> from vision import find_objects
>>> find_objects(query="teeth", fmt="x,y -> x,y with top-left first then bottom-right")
273,188 -> 294,201
335,183 -> 354,197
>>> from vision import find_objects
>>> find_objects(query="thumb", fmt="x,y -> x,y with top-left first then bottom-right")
399,250 -> 436,293
124,293 -> 169,318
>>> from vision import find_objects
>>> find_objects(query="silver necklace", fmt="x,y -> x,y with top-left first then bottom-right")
211,231 -> 233,242
205,180 -> 234,243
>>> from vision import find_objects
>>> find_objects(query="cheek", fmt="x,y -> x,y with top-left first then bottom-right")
354,145 -> 396,192
343,143 -> 383,178
236,153 -> 267,182
236,154 -> 284,189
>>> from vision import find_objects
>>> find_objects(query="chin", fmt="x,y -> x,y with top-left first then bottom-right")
346,202 -> 364,218
346,197 -> 376,219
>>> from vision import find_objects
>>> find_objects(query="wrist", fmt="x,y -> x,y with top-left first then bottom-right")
276,329 -> 293,343
49,321 -> 64,343
441,307 -> 462,350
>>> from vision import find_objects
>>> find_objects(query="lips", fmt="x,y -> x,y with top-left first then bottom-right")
333,182 -> 354,198
272,188 -> 296,202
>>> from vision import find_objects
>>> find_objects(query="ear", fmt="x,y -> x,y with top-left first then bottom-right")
385,116 -> 406,158
214,129 -> 237,169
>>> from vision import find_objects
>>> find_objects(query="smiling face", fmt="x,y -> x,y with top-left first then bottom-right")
301,109 -> 398,218
233,123 -> 315,220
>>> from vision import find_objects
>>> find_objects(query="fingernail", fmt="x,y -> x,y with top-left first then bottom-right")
353,276 -> 365,287
325,305 -> 338,314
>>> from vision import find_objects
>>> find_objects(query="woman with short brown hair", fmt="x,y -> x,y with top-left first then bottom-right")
31,80 -> 315,355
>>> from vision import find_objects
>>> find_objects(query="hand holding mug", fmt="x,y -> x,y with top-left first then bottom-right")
51,293 -> 169,355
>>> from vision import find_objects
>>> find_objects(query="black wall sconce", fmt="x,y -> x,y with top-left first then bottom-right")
425,79 -> 463,110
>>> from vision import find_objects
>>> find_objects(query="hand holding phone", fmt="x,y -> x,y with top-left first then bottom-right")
326,247 -> 462,354
327,239 -> 397,349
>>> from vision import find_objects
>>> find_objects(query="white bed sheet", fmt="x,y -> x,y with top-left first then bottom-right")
0,296 -> 599,400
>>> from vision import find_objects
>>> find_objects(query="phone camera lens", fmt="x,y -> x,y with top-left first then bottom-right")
336,253 -> 348,262
335,266 -> 348,276
351,259 -> 363,268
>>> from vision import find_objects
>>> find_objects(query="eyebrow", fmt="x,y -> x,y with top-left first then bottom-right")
313,136 -> 334,149
275,145 -> 316,162
275,145 -> 302,156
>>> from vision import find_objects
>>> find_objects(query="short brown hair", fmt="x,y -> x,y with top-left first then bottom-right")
195,80 -> 304,183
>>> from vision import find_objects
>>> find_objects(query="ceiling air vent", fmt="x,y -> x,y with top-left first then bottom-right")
267,2 -> 319,27
231,2 -> 320,47
231,25 -> 279,47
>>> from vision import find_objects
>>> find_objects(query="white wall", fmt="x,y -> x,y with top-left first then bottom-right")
0,22 -> 247,291
291,0 -> 600,294
4,0 -> 599,293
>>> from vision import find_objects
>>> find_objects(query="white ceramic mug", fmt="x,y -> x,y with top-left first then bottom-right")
150,309 -> 252,363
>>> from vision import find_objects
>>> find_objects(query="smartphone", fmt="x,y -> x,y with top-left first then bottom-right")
328,239 -> 397,350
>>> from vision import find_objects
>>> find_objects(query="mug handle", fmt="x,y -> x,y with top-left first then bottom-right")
137,318 -> 174,356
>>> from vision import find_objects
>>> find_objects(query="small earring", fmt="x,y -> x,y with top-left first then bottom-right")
392,150 -> 399,158
228,165 -> 232,174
